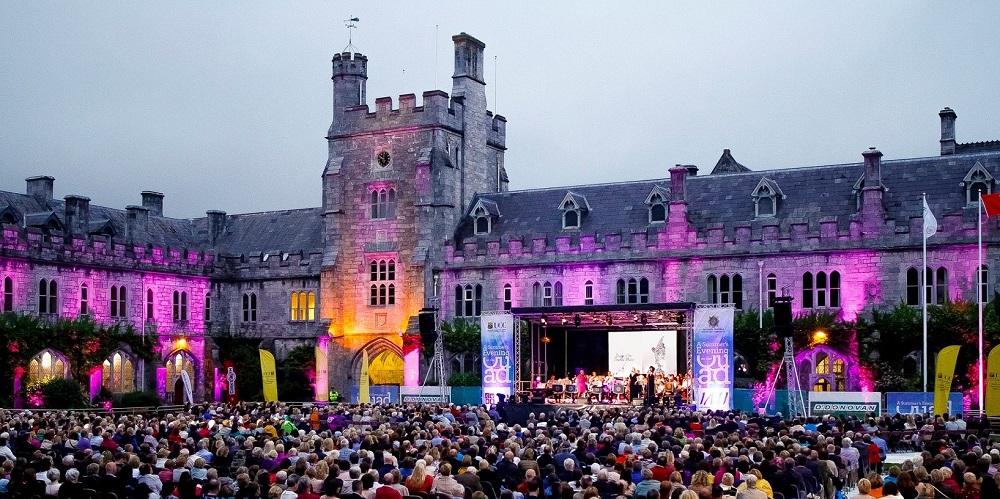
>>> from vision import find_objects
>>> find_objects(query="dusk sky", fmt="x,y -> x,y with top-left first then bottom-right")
2,2 -> 999,219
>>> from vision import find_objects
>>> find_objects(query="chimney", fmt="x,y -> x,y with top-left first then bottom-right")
141,191 -> 164,217
26,176 -> 54,204
939,107 -> 957,155
669,165 -> 689,203
207,210 -> 227,245
860,147 -> 886,238
125,205 -> 149,244
63,195 -> 91,236
684,164 -> 699,177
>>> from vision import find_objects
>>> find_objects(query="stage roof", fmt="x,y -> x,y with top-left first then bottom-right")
510,302 -> 695,330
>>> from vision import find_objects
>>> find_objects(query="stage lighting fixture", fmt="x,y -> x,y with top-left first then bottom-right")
632,314 -> 639,322
605,314 -> 613,326
657,312 -> 665,321
541,316 -> 547,325
561,317 -> 568,325
573,314 -> 581,326
640,313 -> 648,325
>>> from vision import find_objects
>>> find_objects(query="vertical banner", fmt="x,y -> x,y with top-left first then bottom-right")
987,345 -> 1000,416
258,349 -> 279,402
481,312 -> 514,405
179,370 -> 194,404
359,349 -> 370,404
315,342 -> 329,403
222,359 -> 239,405
934,345 -> 961,416
693,306 -> 734,411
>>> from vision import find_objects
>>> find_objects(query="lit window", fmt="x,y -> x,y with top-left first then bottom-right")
584,280 -> 594,306
102,351 -> 135,394
291,292 -> 299,321
28,349 -> 68,384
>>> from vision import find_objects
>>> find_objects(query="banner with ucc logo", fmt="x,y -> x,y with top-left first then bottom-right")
481,312 -> 514,406
693,306 -> 734,412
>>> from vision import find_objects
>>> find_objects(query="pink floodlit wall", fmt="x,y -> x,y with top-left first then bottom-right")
403,338 -> 420,387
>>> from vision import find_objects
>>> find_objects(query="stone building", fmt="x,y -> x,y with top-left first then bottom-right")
1,32 -> 998,402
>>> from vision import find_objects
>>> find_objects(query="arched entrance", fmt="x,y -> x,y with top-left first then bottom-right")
165,351 -> 196,404
351,338 -> 403,385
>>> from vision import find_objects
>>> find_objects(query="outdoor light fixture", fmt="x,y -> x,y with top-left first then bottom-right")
561,317 -> 568,325
605,314 -> 613,326
541,316 -> 547,325
573,314 -> 581,326
640,313 -> 648,325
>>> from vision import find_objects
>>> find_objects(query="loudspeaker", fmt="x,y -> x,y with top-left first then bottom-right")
530,390 -> 545,404
772,297 -> 793,338
418,309 -> 437,341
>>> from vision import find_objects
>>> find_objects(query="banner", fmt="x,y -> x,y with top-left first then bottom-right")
809,391 -> 881,417
315,345 -> 329,403
349,385 -> 398,404
222,359 -> 239,405
887,392 -> 963,415
988,345 -> 1000,417
608,330 -> 678,376
481,312 -> 515,405
259,349 -> 279,402
693,306 -> 734,411
179,370 -> 194,404
400,386 -> 451,404
360,349 -> 370,404
934,345 -> 961,416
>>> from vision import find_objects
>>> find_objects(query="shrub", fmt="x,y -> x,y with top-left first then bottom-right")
37,379 -> 88,409
119,390 -> 162,408
447,371 -> 481,387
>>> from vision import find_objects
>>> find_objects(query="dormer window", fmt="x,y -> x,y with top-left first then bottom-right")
468,198 -> 500,236
473,206 -> 490,235
559,191 -> 590,230
964,161 -> 995,206
645,185 -> 670,224
751,177 -> 784,218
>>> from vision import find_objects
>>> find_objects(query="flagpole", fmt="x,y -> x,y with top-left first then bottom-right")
923,193 -> 928,394
980,193 -> 985,411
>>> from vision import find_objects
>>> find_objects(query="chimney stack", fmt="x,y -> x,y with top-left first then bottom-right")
207,210 -> 227,245
26,176 -> 54,204
141,191 -> 164,217
939,107 -> 957,155
63,195 -> 91,236
861,147 -> 886,238
126,205 -> 149,244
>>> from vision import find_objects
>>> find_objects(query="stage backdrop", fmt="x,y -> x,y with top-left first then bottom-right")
607,330 -> 678,376
693,306 -> 734,411
481,312 -> 515,405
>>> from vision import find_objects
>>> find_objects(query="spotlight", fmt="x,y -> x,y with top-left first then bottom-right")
561,317 -> 568,325
540,316 -> 547,325
640,313 -> 648,325
573,314 -> 581,326
657,312 -> 665,321
632,314 -> 639,322
605,314 -> 613,326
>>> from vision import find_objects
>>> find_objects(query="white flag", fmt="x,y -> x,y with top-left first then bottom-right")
923,197 -> 938,239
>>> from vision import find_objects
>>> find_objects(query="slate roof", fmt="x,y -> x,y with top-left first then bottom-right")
455,149 -> 1000,242
0,190 -> 324,256
710,149 -> 752,175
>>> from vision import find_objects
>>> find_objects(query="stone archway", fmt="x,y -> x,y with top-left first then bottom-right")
351,337 -> 403,386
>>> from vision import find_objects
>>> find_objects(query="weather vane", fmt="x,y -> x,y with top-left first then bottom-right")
344,16 -> 360,54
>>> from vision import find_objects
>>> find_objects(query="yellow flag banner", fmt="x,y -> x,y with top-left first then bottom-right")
934,345 -> 961,416
259,349 -> 279,402
987,345 -> 1000,417
360,349 -> 370,404
315,345 -> 329,402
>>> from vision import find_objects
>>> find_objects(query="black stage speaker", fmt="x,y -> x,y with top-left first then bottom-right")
772,297 -> 793,338
418,308 -> 437,341
530,389 -> 545,404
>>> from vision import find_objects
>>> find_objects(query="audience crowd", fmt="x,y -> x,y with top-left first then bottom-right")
0,403 -> 997,499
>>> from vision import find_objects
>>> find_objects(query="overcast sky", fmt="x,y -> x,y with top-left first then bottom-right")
2,2 -> 999,219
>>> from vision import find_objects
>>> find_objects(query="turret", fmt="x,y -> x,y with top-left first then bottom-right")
332,52 -> 368,115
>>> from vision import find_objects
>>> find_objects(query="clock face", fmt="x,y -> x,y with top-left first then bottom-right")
376,151 -> 391,167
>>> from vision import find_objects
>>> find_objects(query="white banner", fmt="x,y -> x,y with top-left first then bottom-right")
607,330 -> 678,376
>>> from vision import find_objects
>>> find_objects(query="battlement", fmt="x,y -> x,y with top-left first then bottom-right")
328,89 -> 504,139
444,211 -> 999,266
332,52 -> 368,77
1,223 -> 215,275
216,248 -> 324,279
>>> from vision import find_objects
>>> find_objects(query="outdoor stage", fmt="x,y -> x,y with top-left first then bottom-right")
504,402 -> 699,425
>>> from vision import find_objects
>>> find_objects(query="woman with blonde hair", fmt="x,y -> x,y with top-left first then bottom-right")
866,472 -> 884,499
851,478 -> 876,499
407,459 -> 434,494
690,470 -> 714,499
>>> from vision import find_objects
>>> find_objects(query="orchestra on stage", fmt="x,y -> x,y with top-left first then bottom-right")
531,367 -> 692,406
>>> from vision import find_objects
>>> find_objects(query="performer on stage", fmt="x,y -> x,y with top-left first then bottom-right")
644,366 -> 656,405
575,369 -> 587,403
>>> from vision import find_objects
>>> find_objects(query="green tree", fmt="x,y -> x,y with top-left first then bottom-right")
277,345 -> 316,401
213,329 -> 264,401
441,318 -> 481,354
